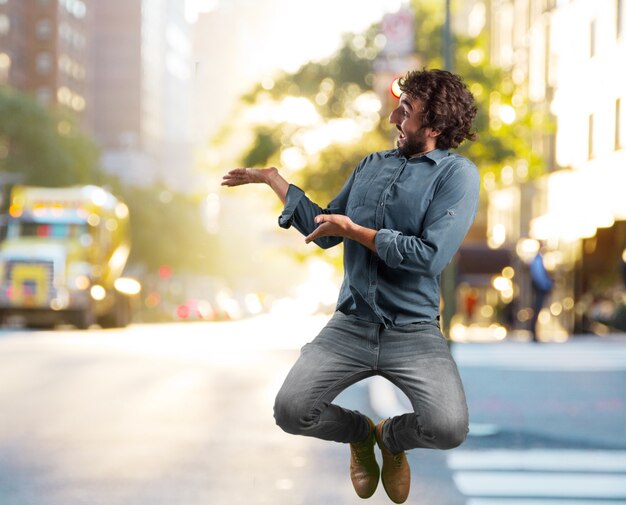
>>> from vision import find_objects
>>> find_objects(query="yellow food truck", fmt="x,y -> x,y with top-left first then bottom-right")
0,185 -> 140,328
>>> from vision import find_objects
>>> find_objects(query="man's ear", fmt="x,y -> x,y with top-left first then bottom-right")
429,128 -> 442,138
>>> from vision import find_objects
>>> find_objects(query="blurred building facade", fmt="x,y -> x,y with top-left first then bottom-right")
191,5 -> 251,147
92,0 -> 194,190
0,0 -> 91,123
487,0 -> 626,338
0,0 -> 196,191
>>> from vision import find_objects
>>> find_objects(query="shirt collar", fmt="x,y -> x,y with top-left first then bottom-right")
391,148 -> 449,164
422,149 -> 449,165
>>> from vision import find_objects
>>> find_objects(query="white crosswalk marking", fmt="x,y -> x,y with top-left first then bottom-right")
455,472 -> 626,498
448,450 -> 626,472
448,450 -> 626,503
466,500 -> 625,505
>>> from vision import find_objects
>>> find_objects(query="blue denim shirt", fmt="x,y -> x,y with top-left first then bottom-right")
278,148 -> 480,327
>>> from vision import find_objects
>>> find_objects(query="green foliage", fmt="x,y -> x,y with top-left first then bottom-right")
452,30 -> 552,181
411,0 -> 445,68
110,182 -> 217,275
235,27 -> 385,204
0,86 -> 100,187
228,1 -> 551,210
400,0 -> 553,182
243,27 -> 379,111
241,127 -> 281,167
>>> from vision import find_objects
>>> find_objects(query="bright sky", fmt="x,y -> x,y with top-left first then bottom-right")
188,0 -> 408,140
187,0 -> 406,74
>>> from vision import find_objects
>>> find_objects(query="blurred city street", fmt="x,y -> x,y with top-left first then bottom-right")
1,314 -> 625,505
1,0 -> 626,503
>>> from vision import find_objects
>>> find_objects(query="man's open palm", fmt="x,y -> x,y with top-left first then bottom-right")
221,167 -> 277,187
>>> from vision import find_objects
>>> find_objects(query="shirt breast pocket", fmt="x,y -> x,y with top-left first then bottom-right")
383,198 -> 426,235
347,175 -> 378,209
346,194 -> 378,228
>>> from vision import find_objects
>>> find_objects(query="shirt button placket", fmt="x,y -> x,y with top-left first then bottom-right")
376,198 -> 384,227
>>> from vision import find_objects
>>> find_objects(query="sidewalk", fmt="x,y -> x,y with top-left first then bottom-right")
452,336 -> 626,371
504,328 -> 626,344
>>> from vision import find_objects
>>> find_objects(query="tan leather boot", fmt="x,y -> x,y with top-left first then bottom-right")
349,417 -> 379,499
375,420 -> 410,504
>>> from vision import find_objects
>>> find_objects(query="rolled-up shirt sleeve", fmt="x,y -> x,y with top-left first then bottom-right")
374,228 -> 404,267
375,162 -> 480,275
277,184 -> 335,247
278,185 -> 306,229
276,168 -> 359,249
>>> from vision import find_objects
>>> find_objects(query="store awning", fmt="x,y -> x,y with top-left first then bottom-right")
456,244 -> 511,276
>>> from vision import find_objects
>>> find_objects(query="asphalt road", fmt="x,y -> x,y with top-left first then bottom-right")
0,315 -> 625,505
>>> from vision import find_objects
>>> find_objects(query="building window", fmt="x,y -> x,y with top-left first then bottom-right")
617,98 -> 623,150
590,20 -> 596,58
0,14 -> 10,36
35,52 -> 53,74
544,23 -> 551,89
588,113 -> 594,159
60,0 -> 87,19
36,19 -> 52,40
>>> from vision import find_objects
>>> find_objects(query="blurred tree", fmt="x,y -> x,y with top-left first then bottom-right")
0,87 -> 217,279
453,32 -> 551,182
241,127 -> 282,167
232,24 -> 389,204
107,182 -> 217,275
0,87 -> 100,187
217,0 -> 551,206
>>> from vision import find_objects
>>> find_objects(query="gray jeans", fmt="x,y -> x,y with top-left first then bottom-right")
274,311 -> 469,454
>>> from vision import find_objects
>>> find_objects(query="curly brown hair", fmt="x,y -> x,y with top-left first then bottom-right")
398,69 -> 477,149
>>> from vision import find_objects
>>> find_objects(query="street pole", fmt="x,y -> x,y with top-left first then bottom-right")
444,0 -> 453,71
441,0 -> 455,341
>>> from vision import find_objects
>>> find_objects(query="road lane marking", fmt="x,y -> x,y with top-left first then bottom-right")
466,500 -> 624,505
448,450 -> 626,472
453,471 -> 626,498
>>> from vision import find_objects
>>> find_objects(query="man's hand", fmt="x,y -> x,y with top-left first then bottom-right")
221,167 -> 289,203
305,214 -> 356,243
305,214 -> 378,253
221,167 -> 278,187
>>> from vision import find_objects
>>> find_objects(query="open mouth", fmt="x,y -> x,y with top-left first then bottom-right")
397,127 -> 406,141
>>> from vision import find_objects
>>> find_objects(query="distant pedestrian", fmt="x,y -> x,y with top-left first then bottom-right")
529,249 -> 553,342
222,69 -> 479,503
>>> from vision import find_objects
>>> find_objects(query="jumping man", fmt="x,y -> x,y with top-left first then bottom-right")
222,69 -> 480,503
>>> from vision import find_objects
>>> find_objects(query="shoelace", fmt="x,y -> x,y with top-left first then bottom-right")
352,445 -> 373,464
392,453 -> 405,468
352,435 -> 376,464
